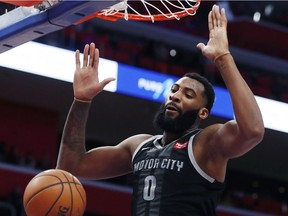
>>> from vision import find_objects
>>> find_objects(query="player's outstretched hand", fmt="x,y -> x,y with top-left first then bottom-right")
73,43 -> 115,102
197,5 -> 230,62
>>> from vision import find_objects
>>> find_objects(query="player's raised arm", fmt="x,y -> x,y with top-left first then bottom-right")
56,43 -> 137,180
197,5 -> 264,158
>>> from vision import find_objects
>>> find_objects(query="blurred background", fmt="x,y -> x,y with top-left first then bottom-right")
0,1 -> 288,215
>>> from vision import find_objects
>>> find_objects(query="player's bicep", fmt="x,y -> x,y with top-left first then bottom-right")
77,145 -> 133,180
76,134 -> 152,180
215,120 -> 255,159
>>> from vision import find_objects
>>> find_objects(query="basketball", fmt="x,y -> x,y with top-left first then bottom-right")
23,169 -> 86,216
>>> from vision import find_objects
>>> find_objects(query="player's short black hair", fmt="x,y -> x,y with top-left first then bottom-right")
183,72 -> 215,112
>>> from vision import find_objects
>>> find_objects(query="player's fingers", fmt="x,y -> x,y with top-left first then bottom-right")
75,50 -> 80,70
93,48 -> 99,70
88,43 -> 95,67
214,5 -> 221,27
212,5 -> 217,27
208,11 -> 213,31
196,43 -> 205,52
220,8 -> 227,27
100,78 -> 116,89
83,44 -> 89,67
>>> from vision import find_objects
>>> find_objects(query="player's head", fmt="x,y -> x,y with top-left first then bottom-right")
153,72 -> 215,133
183,72 -> 215,112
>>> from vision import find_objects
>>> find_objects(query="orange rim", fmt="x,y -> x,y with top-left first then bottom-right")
98,7 -> 199,21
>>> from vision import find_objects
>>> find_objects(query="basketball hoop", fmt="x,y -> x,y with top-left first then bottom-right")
75,0 -> 201,24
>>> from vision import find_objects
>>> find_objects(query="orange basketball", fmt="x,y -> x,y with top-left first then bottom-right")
23,169 -> 86,216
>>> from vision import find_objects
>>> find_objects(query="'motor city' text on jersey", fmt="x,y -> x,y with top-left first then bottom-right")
131,130 -> 225,216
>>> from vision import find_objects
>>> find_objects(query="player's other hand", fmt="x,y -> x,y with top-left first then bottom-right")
197,5 -> 230,62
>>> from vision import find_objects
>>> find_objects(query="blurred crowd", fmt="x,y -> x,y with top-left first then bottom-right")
38,25 -> 288,104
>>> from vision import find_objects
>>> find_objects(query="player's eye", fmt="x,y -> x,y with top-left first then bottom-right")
171,88 -> 177,93
170,84 -> 179,93
185,90 -> 195,98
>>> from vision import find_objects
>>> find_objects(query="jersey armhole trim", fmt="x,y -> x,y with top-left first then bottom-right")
188,134 -> 215,183
131,135 -> 162,163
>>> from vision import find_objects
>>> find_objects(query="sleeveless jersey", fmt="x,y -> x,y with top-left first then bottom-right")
131,130 -> 225,216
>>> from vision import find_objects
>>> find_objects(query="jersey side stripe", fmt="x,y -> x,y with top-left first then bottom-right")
188,134 -> 215,183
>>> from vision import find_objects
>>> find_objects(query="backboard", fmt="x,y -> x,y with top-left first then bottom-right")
0,0 -> 120,54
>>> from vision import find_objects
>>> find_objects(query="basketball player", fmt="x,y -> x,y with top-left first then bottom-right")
56,5 -> 264,215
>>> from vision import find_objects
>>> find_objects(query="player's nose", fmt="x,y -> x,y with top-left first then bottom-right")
169,91 -> 181,102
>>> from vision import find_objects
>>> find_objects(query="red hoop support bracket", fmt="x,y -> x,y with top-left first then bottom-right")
0,0 -> 43,6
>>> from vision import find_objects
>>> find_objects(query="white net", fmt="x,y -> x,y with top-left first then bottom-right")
34,0 -> 60,11
98,0 -> 201,22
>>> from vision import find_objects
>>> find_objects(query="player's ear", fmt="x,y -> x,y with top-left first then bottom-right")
198,107 -> 209,120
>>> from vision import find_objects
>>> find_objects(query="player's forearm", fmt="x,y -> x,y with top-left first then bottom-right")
216,54 -> 264,139
56,100 -> 90,171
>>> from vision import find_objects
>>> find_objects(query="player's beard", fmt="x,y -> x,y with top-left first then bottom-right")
153,103 -> 199,133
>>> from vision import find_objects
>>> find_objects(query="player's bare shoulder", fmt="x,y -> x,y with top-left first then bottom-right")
195,123 -> 223,147
119,134 -> 153,155
130,134 -> 154,153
